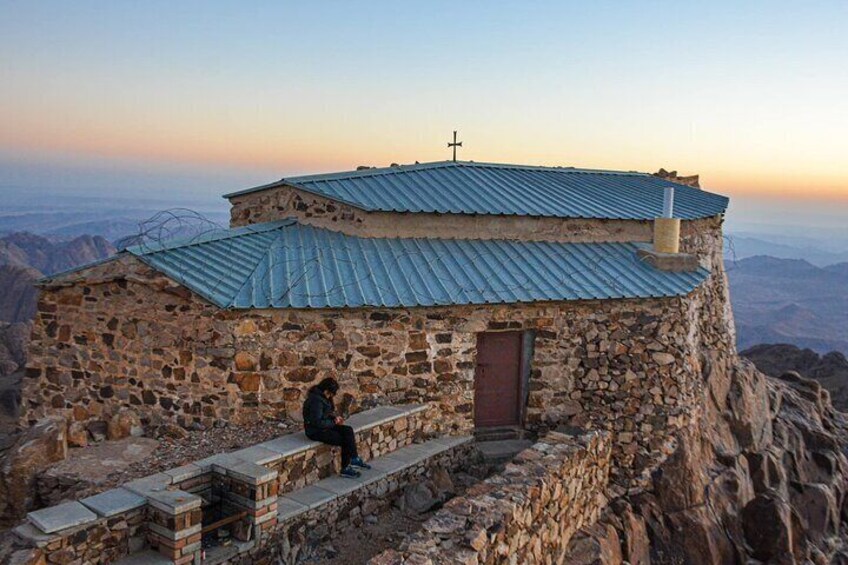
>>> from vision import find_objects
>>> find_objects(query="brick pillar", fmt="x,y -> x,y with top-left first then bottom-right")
216,460 -> 279,541
146,491 -> 203,564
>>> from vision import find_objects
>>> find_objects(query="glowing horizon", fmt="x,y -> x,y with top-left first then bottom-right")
1,2 -> 847,204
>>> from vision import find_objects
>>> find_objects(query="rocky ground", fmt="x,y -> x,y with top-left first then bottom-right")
117,418 -> 294,480
305,467 -> 489,565
565,357 -> 848,564
743,343 -> 848,411
0,416 -> 295,530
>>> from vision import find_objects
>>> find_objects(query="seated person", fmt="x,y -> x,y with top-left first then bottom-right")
302,377 -> 371,478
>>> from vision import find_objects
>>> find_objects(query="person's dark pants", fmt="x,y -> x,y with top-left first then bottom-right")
306,425 -> 358,469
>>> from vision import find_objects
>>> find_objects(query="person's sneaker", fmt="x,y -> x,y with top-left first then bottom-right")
340,466 -> 361,479
351,456 -> 371,470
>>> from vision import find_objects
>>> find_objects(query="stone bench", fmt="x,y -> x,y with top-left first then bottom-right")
15,403 -> 431,564
118,434 -> 474,565
191,403 -> 428,495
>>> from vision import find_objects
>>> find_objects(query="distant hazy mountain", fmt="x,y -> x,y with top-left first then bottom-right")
741,343 -> 848,410
0,232 -> 115,275
728,256 -> 848,355
725,235 -> 848,267
0,232 -> 116,323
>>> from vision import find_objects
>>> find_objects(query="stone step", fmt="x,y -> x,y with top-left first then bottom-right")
473,426 -> 528,442
475,439 -> 534,464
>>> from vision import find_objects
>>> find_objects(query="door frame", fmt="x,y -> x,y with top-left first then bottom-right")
473,330 -> 532,429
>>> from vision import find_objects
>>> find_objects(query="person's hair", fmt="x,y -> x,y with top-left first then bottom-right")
315,377 -> 340,394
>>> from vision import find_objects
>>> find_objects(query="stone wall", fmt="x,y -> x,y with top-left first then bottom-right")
23,217 -> 730,484
16,507 -> 146,565
368,431 -> 611,565
237,439 -> 474,564
228,183 -> 717,244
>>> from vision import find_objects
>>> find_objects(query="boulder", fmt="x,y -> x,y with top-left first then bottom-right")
742,491 -> 796,562
0,386 -> 20,419
67,421 -> 88,448
0,416 -> 67,526
106,408 -> 143,440
86,420 -> 107,442
564,523 -> 623,565
789,482 -> 839,544
430,466 -> 455,497
151,421 -> 189,440
396,481 -> 441,514
619,506 -> 649,565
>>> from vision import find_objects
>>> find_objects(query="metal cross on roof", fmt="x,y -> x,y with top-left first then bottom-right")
447,130 -> 462,162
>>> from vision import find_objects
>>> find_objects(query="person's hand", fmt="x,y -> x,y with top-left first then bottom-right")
335,416 -> 344,425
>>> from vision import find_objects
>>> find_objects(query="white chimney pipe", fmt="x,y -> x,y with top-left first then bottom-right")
662,186 -> 675,218
654,186 -> 681,254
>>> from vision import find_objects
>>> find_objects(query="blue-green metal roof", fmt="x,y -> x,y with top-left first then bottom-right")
224,161 -> 728,221
121,219 -> 709,309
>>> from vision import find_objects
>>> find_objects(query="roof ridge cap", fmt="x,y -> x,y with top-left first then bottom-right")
224,224 -> 293,308
455,161 -> 648,176
285,161 -> 456,183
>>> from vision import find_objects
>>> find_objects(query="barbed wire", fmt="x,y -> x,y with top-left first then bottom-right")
115,208 -> 227,252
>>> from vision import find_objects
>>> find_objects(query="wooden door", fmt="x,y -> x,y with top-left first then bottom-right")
474,331 -> 522,428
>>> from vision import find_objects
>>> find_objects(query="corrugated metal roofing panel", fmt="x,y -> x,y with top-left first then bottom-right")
126,219 -> 709,310
224,161 -> 729,221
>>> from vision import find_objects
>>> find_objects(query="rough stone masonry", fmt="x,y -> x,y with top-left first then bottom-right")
21,215 -> 732,486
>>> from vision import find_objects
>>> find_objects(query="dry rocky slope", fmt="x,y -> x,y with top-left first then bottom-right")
743,343 -> 848,411
566,354 -> 848,564
0,322 -> 29,377
0,232 -> 115,323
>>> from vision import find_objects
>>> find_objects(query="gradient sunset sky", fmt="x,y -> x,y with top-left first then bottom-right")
1,1 -> 846,220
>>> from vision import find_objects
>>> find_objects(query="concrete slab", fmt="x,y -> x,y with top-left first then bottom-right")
28,501 -> 98,534
430,435 -> 475,450
282,485 -> 336,509
346,403 -> 426,432
316,473 -> 367,497
163,463 -> 203,483
366,455 -> 407,477
258,433 -> 314,457
81,488 -> 147,518
476,439 -> 534,464
214,459 -> 277,485
345,406 -> 404,431
123,473 -> 172,497
12,523 -> 62,548
203,544 -> 239,565
147,490 -> 202,514
386,442 -> 437,465
276,497 -> 309,522
232,445 -> 283,466
194,452 -> 243,473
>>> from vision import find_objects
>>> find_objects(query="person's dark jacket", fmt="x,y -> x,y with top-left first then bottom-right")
303,387 -> 337,435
